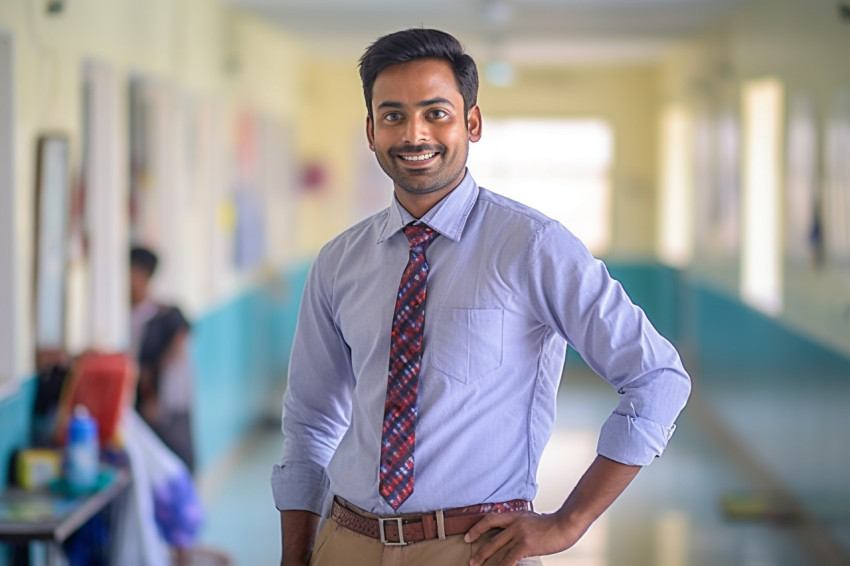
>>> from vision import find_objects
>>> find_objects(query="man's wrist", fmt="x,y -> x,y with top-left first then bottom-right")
552,503 -> 595,537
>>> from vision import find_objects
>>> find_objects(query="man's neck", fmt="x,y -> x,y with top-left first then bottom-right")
393,177 -> 464,219
395,192 -> 446,219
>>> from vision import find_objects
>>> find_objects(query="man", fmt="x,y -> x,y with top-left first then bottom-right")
271,28 -> 691,566
130,246 -> 196,473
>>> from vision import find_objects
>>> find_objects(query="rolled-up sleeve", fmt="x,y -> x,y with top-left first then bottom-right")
596,368 -> 690,465
528,224 -> 691,466
270,251 -> 355,513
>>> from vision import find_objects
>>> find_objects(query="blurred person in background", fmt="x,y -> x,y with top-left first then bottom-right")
130,246 -> 196,474
272,28 -> 691,566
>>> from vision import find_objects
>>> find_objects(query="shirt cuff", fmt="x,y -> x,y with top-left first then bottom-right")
270,461 -> 330,515
596,411 -> 677,466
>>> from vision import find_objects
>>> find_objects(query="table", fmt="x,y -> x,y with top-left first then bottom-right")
0,468 -> 131,564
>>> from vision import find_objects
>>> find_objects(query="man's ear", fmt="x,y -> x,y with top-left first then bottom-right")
366,115 -> 375,151
467,105 -> 482,143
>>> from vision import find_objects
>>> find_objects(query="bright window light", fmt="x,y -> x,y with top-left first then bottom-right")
658,104 -> 695,267
741,78 -> 784,315
468,119 -> 613,255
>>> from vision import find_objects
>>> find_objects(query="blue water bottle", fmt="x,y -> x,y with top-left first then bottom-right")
66,404 -> 100,494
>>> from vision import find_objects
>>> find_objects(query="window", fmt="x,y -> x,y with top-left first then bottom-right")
741,78 -> 784,315
467,119 -> 613,255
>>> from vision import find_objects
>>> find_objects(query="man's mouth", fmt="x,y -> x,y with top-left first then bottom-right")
399,152 -> 437,162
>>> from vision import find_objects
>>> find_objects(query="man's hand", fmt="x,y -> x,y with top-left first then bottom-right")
465,455 -> 641,566
465,511 -> 587,566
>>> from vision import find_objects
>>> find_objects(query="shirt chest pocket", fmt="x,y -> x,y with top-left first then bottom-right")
430,308 -> 504,383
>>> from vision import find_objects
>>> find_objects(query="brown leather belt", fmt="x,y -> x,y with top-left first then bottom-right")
330,496 -> 532,546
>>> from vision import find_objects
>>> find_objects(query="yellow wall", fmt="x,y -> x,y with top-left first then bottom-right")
295,59 -> 366,250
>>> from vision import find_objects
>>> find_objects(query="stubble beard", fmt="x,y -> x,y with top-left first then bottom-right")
376,142 -> 469,196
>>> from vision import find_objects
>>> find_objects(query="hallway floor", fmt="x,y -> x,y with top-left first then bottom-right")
199,365 -> 848,566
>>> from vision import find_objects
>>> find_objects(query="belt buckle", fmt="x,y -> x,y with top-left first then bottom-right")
378,517 -> 406,546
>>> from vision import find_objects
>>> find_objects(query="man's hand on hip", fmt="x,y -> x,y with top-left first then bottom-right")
464,511 -> 586,566
465,455 -> 642,566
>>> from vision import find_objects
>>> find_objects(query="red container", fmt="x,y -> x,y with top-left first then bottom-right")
55,352 -> 137,446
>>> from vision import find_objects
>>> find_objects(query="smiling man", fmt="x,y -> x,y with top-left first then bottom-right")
366,57 -> 480,216
271,29 -> 691,566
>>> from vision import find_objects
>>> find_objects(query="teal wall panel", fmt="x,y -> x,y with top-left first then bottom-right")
684,282 -> 849,375
0,378 -> 37,489
191,261 -> 310,472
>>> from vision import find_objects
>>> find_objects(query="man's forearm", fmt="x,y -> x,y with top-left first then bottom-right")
554,454 -> 641,532
280,510 -> 321,566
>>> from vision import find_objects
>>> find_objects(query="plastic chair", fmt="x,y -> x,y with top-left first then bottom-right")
54,352 -> 137,447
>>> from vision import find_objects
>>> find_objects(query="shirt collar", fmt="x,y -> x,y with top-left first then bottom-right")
376,170 -> 479,244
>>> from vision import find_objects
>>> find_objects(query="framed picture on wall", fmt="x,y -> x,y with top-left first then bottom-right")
33,134 -> 71,350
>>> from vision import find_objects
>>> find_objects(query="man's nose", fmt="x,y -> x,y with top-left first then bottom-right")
402,115 -> 430,144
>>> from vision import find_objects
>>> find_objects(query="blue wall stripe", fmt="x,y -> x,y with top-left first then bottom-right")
0,378 -> 37,489
191,260 -> 310,472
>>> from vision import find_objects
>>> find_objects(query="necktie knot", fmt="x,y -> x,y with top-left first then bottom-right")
403,224 -> 438,254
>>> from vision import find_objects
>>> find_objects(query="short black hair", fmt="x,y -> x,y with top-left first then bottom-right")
358,28 -> 479,120
130,246 -> 158,276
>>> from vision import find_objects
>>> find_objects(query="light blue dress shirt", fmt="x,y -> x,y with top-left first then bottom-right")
271,172 -> 691,516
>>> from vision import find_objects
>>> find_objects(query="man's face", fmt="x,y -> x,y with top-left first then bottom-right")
366,58 -> 481,201
130,265 -> 151,306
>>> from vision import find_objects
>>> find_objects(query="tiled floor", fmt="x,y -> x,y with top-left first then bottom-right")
199,431 -> 284,565
199,366 -> 848,566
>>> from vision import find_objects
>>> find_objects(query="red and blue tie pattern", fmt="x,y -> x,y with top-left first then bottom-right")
380,224 -> 439,510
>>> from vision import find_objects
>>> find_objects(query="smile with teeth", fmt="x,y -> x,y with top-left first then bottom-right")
400,152 -> 436,161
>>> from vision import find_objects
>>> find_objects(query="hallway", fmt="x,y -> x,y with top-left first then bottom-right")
2,2 -> 850,565
200,364 -> 848,566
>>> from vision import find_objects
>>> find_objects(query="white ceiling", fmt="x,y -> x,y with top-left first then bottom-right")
222,0 -> 748,64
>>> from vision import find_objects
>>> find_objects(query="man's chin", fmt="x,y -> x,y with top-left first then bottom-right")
395,181 -> 447,196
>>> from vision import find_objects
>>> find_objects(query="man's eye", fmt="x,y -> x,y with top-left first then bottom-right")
429,109 -> 448,119
384,112 -> 402,122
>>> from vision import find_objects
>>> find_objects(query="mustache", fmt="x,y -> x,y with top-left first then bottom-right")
388,144 -> 444,156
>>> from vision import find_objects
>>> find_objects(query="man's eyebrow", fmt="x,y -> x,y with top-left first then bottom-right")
417,97 -> 455,108
375,98 -> 456,110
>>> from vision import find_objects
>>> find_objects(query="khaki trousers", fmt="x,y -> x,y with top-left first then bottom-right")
310,518 -> 543,566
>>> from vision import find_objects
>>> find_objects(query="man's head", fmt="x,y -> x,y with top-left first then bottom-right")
359,28 -> 479,121
360,29 -> 483,215
130,246 -> 158,306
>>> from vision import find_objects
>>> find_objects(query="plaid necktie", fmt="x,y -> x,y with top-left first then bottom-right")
379,224 -> 438,510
